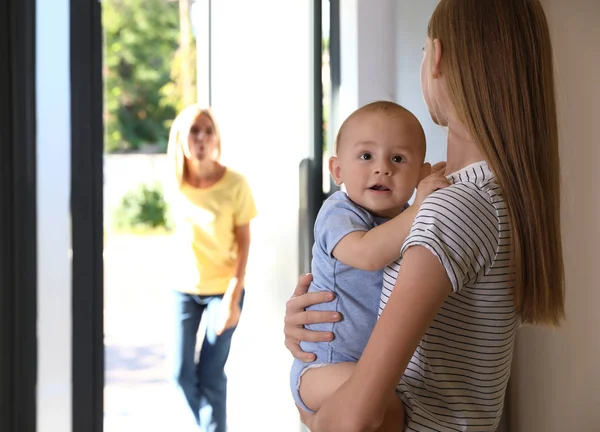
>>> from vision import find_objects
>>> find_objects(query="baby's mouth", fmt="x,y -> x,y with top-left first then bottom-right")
369,184 -> 390,191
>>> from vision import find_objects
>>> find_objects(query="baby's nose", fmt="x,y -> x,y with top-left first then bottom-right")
374,164 -> 392,175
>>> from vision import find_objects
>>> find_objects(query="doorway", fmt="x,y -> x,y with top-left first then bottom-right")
71,1 -> 332,431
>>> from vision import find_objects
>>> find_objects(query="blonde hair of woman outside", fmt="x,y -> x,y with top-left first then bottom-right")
167,104 -> 222,190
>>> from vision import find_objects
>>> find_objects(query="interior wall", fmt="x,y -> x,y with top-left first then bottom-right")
395,0 -> 446,166
338,0 -> 397,122
335,0 -> 447,165
508,1 -> 600,431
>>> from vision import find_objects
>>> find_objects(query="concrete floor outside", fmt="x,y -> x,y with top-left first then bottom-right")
104,234 -> 301,432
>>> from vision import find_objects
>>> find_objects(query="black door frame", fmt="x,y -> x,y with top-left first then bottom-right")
299,0 -> 325,274
70,1 -> 105,432
299,0 -> 342,274
0,0 -> 38,431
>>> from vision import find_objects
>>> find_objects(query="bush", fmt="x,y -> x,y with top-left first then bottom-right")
112,183 -> 173,233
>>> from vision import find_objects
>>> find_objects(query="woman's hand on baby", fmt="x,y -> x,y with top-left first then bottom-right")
284,273 -> 341,363
413,161 -> 450,208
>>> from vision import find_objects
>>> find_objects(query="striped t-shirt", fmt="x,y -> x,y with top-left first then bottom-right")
379,161 -> 517,432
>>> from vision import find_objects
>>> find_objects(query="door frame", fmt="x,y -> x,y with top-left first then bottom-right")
0,0 -> 38,431
70,1 -> 105,432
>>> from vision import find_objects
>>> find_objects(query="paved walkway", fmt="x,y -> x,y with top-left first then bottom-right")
104,234 -> 302,432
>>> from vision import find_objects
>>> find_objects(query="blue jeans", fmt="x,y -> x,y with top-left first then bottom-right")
172,289 -> 245,431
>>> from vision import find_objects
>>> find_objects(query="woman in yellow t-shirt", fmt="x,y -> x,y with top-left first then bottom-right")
165,105 -> 257,431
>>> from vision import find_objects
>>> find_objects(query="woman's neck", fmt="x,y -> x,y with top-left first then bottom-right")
445,117 -> 486,175
185,160 -> 225,188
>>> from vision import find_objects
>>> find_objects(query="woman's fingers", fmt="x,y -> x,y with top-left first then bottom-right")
284,274 -> 339,362
290,327 -> 335,343
423,173 -> 450,186
284,329 -> 334,362
286,290 -> 335,313
285,340 -> 316,362
284,327 -> 334,362
430,177 -> 451,190
285,309 -> 341,327
431,161 -> 447,173
284,325 -> 333,362
291,273 -> 313,298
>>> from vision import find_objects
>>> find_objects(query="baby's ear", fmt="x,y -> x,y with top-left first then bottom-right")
418,162 -> 432,183
329,156 -> 343,186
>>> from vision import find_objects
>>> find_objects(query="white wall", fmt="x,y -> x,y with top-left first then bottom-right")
395,0 -> 447,166
338,0 -> 397,122
36,0 -> 72,431
340,0 -> 447,165
508,1 -> 600,431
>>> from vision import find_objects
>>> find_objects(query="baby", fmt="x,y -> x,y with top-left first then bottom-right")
290,101 -> 448,430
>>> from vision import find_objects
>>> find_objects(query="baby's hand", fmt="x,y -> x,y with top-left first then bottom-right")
413,162 -> 450,208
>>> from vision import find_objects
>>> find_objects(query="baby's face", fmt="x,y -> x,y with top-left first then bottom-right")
330,112 -> 425,218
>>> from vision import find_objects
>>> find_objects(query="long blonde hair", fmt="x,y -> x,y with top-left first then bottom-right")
428,0 -> 564,325
167,104 -> 222,189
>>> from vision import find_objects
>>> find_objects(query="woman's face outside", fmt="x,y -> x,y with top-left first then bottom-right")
184,114 -> 219,163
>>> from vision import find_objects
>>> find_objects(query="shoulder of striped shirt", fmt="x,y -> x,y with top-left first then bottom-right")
421,179 -> 505,267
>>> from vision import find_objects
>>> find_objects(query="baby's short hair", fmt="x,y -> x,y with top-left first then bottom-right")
334,101 -> 425,156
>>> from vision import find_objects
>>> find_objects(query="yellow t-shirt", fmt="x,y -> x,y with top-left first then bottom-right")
170,169 -> 257,295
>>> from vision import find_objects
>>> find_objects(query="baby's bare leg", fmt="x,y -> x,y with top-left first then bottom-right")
300,363 -> 404,430
298,362 -> 356,412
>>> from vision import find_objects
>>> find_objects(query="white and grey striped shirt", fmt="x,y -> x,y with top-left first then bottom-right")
379,161 -> 517,432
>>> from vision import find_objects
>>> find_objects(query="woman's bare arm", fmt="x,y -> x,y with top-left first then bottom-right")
304,246 -> 452,432
225,223 -> 251,303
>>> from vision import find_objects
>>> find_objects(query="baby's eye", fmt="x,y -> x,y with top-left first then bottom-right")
392,155 -> 404,163
360,153 -> 373,161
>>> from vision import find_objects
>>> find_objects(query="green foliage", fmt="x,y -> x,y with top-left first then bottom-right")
160,37 -> 197,116
103,0 -> 180,153
113,183 -> 173,233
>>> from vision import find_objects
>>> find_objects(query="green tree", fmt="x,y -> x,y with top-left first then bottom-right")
103,0 -> 180,153
160,0 -> 197,115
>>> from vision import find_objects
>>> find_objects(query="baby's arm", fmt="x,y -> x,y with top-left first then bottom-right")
333,172 -> 449,271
